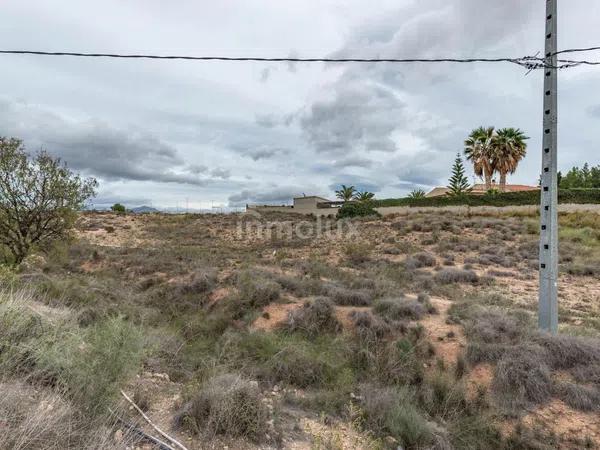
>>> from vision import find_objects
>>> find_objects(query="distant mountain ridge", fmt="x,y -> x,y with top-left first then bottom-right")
130,205 -> 159,214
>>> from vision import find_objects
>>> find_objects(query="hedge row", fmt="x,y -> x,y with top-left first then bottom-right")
373,189 -> 600,208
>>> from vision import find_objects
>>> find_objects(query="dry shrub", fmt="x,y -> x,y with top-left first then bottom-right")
0,381 -> 133,449
284,297 -> 342,337
326,284 -> 374,306
554,382 -> 600,412
434,268 -> 479,284
466,310 -> 529,345
373,297 -> 426,321
405,252 -> 437,269
532,333 -> 600,370
349,310 -> 391,341
176,374 -> 268,441
492,349 -> 553,410
343,242 -> 372,265
236,272 -> 281,308
175,269 -> 217,295
359,384 -> 438,449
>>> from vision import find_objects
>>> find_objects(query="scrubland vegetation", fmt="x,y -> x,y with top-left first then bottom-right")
2,209 -> 600,449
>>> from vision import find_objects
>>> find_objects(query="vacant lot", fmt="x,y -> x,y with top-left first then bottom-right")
2,209 -> 600,449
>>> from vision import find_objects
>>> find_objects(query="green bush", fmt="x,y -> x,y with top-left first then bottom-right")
337,201 -> 381,219
374,189 -> 600,208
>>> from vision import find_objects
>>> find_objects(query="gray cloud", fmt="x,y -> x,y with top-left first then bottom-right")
330,156 -> 374,169
211,168 -> 231,179
300,83 -> 405,154
588,105 -> 600,118
228,186 -> 307,207
0,98 -> 226,186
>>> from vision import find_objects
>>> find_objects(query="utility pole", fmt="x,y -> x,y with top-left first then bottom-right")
539,0 -> 558,334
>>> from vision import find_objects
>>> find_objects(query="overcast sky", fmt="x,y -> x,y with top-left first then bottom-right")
1,1 -> 599,209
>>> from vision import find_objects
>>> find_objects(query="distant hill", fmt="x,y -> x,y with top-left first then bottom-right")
130,205 -> 159,214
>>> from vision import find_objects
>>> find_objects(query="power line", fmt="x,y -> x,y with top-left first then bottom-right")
553,45 -> 600,55
0,48 -> 598,70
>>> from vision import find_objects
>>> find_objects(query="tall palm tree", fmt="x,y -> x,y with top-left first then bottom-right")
493,128 -> 529,192
464,126 -> 496,190
335,185 -> 356,202
353,191 -> 375,202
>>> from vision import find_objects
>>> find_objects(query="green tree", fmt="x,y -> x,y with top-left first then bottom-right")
464,126 -> 496,190
447,154 -> 472,197
559,164 -> 600,188
111,203 -> 126,213
335,185 -> 356,202
408,189 -> 426,199
492,128 -> 529,192
353,191 -> 375,202
0,137 -> 97,264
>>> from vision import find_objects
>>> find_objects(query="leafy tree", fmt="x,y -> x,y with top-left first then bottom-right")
492,128 -> 529,192
560,163 -> 600,188
111,203 -> 126,213
408,189 -> 426,199
0,137 -> 97,264
353,191 -> 375,202
447,154 -> 472,197
335,185 -> 356,202
464,126 -> 496,190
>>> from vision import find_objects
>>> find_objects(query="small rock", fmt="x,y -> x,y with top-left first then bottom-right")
114,429 -> 124,443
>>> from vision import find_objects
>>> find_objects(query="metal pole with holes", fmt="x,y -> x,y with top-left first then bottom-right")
539,0 -> 559,334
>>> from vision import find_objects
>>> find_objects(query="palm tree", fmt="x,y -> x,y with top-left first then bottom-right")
353,191 -> 375,202
492,128 -> 529,192
464,126 -> 496,190
408,189 -> 426,199
335,185 -> 356,202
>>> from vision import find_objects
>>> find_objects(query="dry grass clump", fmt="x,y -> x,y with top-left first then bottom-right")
532,333 -> 600,370
343,241 -> 372,265
176,373 -> 268,441
373,297 -> 426,321
326,284 -> 374,306
273,273 -> 324,297
284,297 -> 342,338
235,271 -> 281,309
0,381 -> 129,450
358,384 -> 438,449
434,268 -> 479,284
175,269 -> 217,295
554,382 -> 600,412
492,348 -> 553,410
349,310 -> 392,341
405,252 -> 437,269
